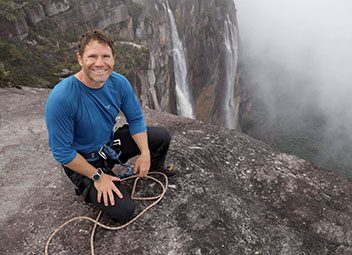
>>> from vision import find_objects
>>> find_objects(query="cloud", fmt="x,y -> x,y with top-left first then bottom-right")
236,0 -> 352,173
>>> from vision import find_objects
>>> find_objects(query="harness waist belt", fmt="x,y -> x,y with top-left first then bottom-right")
79,139 -> 122,161
80,151 -> 100,160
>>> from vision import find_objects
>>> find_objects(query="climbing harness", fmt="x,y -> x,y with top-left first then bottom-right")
66,138 -> 134,200
44,171 -> 168,255
97,143 -> 134,179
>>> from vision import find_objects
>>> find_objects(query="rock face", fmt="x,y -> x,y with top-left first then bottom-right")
0,87 -> 351,255
0,0 -> 243,130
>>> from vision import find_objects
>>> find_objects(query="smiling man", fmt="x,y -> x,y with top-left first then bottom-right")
45,30 -> 175,222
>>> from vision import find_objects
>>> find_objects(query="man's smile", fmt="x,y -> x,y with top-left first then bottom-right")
92,68 -> 109,74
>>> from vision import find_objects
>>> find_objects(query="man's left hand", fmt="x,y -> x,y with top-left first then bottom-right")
134,153 -> 151,177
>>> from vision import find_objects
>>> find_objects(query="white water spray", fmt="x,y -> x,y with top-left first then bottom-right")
223,13 -> 239,128
165,2 -> 195,118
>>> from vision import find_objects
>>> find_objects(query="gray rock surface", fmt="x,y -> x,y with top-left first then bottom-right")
0,87 -> 352,255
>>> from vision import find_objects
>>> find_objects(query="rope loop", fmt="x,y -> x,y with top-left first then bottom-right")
45,172 -> 168,255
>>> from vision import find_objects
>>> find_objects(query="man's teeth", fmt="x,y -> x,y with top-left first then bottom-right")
93,69 -> 107,73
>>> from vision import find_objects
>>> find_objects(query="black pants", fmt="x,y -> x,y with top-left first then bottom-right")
64,126 -> 171,222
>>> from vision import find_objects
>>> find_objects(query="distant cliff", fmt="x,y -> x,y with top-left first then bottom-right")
0,0 -> 246,130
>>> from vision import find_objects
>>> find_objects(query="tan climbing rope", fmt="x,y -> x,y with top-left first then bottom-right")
44,172 -> 168,255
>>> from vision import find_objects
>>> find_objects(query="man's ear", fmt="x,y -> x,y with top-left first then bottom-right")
77,52 -> 83,66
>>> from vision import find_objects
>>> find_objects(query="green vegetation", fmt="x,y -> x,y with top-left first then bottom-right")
0,0 -> 23,20
115,43 -> 149,75
27,0 -> 42,8
0,39 -> 24,62
127,2 -> 143,30
0,37 -> 148,88
0,0 -> 150,88
0,62 -> 14,87
0,0 -> 151,88
215,0 -> 229,8
0,34 -> 77,87
0,27 -> 148,89
0,10 -> 16,21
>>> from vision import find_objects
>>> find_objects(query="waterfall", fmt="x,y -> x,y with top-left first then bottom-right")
164,2 -> 195,119
223,13 -> 239,129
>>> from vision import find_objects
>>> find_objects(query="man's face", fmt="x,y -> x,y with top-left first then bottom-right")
77,40 -> 115,88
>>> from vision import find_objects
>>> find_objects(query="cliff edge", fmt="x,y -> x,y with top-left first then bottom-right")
0,87 -> 351,255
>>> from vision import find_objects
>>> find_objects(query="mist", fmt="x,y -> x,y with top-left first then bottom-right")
236,0 -> 352,176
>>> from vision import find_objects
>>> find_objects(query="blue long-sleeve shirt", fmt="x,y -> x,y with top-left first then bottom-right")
45,71 -> 146,164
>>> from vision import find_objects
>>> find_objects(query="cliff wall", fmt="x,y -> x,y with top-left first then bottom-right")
0,0 -> 244,130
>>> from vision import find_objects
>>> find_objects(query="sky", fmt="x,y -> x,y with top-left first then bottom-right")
235,0 -> 352,172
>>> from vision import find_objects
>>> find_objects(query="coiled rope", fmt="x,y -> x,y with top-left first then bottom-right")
45,172 -> 168,255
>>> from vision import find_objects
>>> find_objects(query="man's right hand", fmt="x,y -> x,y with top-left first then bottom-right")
94,173 -> 123,206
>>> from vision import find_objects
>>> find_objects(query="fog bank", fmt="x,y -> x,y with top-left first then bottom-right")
236,0 -> 352,175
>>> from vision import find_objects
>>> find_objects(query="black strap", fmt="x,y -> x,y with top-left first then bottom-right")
79,139 -> 122,161
80,151 -> 100,160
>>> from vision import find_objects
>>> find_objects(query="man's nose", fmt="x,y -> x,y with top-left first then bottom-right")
95,56 -> 105,66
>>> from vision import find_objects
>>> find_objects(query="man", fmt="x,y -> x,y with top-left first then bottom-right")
45,29 -> 174,222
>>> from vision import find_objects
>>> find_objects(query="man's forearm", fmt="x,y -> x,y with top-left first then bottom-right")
131,131 -> 150,155
131,131 -> 151,176
64,153 -> 98,179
